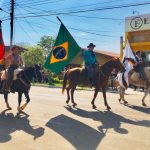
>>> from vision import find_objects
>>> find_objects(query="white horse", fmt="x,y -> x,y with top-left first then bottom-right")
115,67 -> 150,106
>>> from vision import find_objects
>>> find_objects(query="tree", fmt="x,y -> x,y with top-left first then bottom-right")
21,46 -> 45,67
38,35 -> 55,56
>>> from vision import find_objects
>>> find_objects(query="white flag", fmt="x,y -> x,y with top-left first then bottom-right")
122,40 -> 136,72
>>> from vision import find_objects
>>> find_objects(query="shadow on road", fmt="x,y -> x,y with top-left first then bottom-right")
44,105 -> 150,149
65,106 -> 150,128
0,109 -> 45,143
46,114 -> 105,150
125,104 -> 150,114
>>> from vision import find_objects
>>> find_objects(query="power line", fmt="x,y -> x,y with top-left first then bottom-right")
15,4 -> 123,21
15,0 -> 124,15
16,4 -> 116,37
14,2 -> 150,18
62,14 -> 123,21
16,19 -> 34,41
16,0 -> 66,8
17,7 -> 42,37
56,0 -> 125,11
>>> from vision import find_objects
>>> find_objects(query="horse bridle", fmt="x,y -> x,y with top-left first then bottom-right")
34,67 -> 40,82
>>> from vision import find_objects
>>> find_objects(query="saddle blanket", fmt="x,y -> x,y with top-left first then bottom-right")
117,72 -> 129,89
0,68 -> 23,81
117,67 -> 150,89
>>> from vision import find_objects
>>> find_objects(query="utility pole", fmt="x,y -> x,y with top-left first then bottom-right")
10,0 -> 14,46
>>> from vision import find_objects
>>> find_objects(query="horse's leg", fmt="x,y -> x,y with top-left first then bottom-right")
71,84 -> 77,106
122,88 -> 128,104
17,92 -> 23,112
66,83 -> 72,104
118,87 -> 122,102
142,85 -> 150,106
4,93 -> 12,110
102,87 -> 111,110
21,91 -> 30,111
91,87 -> 99,109
119,87 -> 128,104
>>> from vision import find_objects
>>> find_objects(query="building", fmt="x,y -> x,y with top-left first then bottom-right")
5,45 -> 27,53
70,49 -> 119,67
120,13 -> 150,65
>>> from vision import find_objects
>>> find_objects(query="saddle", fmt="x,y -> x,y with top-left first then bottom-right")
0,68 -> 23,81
129,67 -> 150,82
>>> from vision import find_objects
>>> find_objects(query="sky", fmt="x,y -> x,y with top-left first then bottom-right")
0,0 -> 150,53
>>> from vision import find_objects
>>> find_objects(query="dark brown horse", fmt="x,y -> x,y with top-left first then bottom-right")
62,58 -> 125,110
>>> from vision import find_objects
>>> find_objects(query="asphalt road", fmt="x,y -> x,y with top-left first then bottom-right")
0,86 -> 150,150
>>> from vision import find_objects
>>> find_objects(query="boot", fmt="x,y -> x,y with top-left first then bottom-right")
89,78 -> 93,88
89,77 -> 96,87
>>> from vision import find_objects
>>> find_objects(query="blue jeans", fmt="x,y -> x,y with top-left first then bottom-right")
85,64 -> 95,79
135,64 -> 147,81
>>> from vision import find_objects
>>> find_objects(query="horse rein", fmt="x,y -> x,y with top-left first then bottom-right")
34,67 -> 40,82
100,65 -> 110,77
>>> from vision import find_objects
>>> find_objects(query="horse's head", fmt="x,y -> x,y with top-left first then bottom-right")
112,58 -> 125,72
33,64 -> 42,83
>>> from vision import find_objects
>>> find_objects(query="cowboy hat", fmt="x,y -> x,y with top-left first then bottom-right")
87,43 -> 96,48
12,46 -> 19,51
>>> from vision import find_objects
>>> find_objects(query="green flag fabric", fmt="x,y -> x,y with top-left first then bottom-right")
43,23 -> 81,73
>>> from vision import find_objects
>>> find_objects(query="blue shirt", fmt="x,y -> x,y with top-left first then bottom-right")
82,50 -> 96,65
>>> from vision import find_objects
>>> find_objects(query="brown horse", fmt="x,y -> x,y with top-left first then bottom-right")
62,58 -> 125,110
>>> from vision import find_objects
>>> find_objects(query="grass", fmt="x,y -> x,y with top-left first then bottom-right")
31,82 -> 93,90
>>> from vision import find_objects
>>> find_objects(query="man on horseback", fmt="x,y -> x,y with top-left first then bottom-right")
82,43 -> 97,86
134,50 -> 147,82
5,46 -> 24,92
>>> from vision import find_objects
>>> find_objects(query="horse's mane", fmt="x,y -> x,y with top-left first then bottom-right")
100,58 -> 118,67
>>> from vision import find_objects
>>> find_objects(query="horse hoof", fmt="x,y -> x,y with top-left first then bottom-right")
92,105 -> 97,109
73,103 -> 77,107
142,103 -> 147,107
107,106 -> 111,110
66,100 -> 69,104
6,105 -> 12,110
17,107 -> 21,112
118,99 -> 121,102
7,107 -> 12,110
21,103 -> 27,110
124,101 -> 128,104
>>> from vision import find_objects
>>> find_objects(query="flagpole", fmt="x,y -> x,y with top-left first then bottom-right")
57,16 -> 63,25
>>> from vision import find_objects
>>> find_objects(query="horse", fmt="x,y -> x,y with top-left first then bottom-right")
62,58 -> 125,110
0,65 -> 42,112
115,66 -> 150,106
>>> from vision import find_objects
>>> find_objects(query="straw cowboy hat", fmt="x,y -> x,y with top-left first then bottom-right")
87,43 -> 96,48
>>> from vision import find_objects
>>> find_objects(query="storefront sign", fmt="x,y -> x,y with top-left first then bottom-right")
125,13 -> 150,32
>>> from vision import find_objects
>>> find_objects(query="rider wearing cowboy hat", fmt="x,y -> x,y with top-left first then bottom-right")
5,46 -> 24,92
82,43 -> 97,86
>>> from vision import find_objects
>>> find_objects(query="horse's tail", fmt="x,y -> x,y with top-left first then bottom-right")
62,71 -> 68,94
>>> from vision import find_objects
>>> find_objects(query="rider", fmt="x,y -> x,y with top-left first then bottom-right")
82,43 -> 97,86
134,50 -> 147,82
5,46 -> 24,92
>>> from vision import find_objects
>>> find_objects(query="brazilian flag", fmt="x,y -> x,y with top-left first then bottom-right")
44,23 -> 81,73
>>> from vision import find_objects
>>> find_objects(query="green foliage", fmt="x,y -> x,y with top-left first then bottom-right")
38,35 -> 55,56
46,71 -> 63,86
21,46 -> 45,67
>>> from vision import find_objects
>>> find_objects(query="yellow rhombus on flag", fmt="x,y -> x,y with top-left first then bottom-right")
44,23 -> 81,74
50,41 -> 68,64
